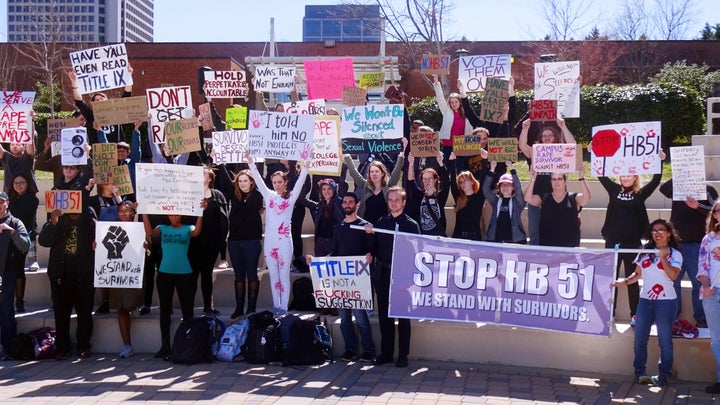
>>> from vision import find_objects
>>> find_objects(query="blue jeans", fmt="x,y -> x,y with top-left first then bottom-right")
634,298 -> 676,377
0,270 -> 17,352
527,204 -> 540,245
228,239 -> 262,282
674,242 -> 704,322
339,308 -> 375,354
702,290 -> 720,381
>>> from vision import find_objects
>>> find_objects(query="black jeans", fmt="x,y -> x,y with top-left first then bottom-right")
143,243 -> 162,308
53,275 -> 94,352
375,264 -> 410,359
190,243 -> 223,310
156,272 -> 195,348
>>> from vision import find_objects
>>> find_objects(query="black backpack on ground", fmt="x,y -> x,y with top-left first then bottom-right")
278,314 -> 332,366
170,315 -> 225,364
241,311 -> 283,364
288,277 -> 317,311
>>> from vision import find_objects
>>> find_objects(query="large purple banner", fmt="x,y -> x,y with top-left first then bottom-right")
389,233 -> 616,336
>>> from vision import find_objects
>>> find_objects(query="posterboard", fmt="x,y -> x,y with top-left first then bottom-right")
60,126 -> 88,165
280,99 -> 326,115
252,65 -> 295,93
411,131 -> 440,158
246,111 -> 315,160
45,190 -> 82,214
92,143 -> 118,184
359,72 -> 384,89
0,91 -> 35,144
303,58 -> 355,100
340,104 -> 404,154
532,143 -> 578,173
164,118 -> 201,155
92,96 -> 148,127
309,255 -> 373,310
534,61 -> 580,118
670,145 -> 707,201
421,54 -> 450,75
47,118 -> 75,142
146,85 -> 193,143
94,222 -> 145,289
479,77 -> 509,124
112,165 -> 134,196
342,86 -> 367,107
69,44 -> 132,95
135,163 -> 204,216
590,121 -> 662,177
458,54 -> 512,92
203,70 -> 248,99
226,106 -> 247,129
529,99 -> 557,121
198,103 -> 214,131
487,138 -> 518,162
211,130 -> 250,164
452,133 -> 484,157
308,116 -> 342,176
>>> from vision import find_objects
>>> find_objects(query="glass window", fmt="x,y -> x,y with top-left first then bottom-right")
303,20 -> 321,37
343,19 -> 362,37
323,20 -> 341,37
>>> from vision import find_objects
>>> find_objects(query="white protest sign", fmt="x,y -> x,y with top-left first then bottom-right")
590,121 -> 662,177
534,61 -> 580,118
246,111 -> 315,160
308,255 -> 373,310
69,44 -> 132,95
458,54 -> 512,92
94,222 -> 145,289
340,104 -> 404,155
252,65 -> 295,93
670,145 -> 707,201
135,163 -> 204,216
60,126 -> 88,166
0,91 -> 35,144
211,130 -> 250,164
308,116 -> 342,176
146,85 -> 193,143
203,70 -> 248,98
532,143 -> 578,173
280,99 -> 326,115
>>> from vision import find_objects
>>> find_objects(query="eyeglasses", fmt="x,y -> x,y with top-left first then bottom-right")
13,180 -> 27,185
651,229 -> 666,234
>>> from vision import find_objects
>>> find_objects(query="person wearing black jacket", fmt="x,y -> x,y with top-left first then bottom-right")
406,152 -> 450,237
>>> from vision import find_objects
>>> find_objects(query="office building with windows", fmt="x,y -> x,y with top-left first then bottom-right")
302,4 -> 381,43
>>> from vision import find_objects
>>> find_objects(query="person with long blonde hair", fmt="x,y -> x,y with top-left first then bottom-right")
448,153 -> 484,240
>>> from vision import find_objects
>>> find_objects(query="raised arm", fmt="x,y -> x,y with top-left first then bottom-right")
142,214 -> 161,239
518,119 -> 533,158
343,154 -> 367,188
557,117 -> 575,144
433,75 -> 450,114
524,171 -> 542,207
575,173 -> 591,208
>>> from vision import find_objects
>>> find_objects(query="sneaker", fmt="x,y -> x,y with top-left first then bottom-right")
28,262 -> 39,272
203,308 -> 220,316
79,350 -> 91,359
651,374 -> 669,387
372,355 -> 393,366
395,356 -> 408,368
154,346 -> 171,360
635,375 -> 652,384
119,345 -> 134,358
630,315 -> 636,327
95,301 -> 110,314
340,350 -> 357,362
139,306 -> 151,316
697,319 -> 709,328
359,352 -> 374,362
217,260 -> 229,270
15,302 -> 25,313
705,382 -> 720,394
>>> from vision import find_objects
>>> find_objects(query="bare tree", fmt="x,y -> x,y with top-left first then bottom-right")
609,0 -> 650,40
652,0 -> 699,39
532,0 -> 596,40
0,44 -> 19,91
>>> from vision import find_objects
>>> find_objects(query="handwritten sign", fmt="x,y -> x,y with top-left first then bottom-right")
487,138 -> 518,162
46,118 -> 75,142
670,145 -> 707,201
340,104 -> 404,154
452,134 -> 484,157
252,65 -> 295,93
280,99 -> 326,115
136,163 -> 204,216
0,91 -> 35,144
591,121 -> 662,176
93,143 -> 118,184
359,72 -> 384,89
60,126 -> 88,165
112,165 -> 134,195
303,58 -> 355,100
198,103 -> 214,131
421,54 -> 450,75
203,70 -> 248,98
94,222 -> 145,289
533,143 -> 578,173
225,106 -> 247,129
529,99 -> 557,122
534,61 -> 580,118
309,255 -> 373,310
164,118 -> 201,155
308,116 -> 342,176
69,44 -> 132,95
458,54 -> 511,92
410,131 -> 440,158
92,96 -> 148,127
479,77 -> 509,124
246,111 -> 315,160
45,190 -> 82,214
342,86 -> 367,107
211,130 -> 250,164
146,85 -> 193,143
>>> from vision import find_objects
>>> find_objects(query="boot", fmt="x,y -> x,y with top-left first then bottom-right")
16,277 -> 26,313
231,282 -> 246,319
246,281 -> 260,314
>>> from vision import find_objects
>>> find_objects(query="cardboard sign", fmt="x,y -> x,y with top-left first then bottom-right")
225,106 -> 247,129
458,54 -> 512,92
532,143 -> 578,173
534,61 -> 580,118
93,143 -> 118,184
45,190 -> 82,213
135,163 -> 204,216
69,44 -> 132,95
308,116 -> 342,176
670,145 -> 707,201
591,121 -> 662,176
280,99 -> 326,115
146,85 -> 193,143
252,65 -> 295,93
359,72 -> 384,89
529,99 -> 558,121
487,138 -> 518,162
92,96 -> 148,127
410,131 -> 440,158
203,70 -> 248,98
164,118 -> 201,155
342,86 -> 367,107
94,222 -> 145,289
60,126 -> 88,165
421,54 -> 450,75
0,91 -> 35,144
198,103 -> 214,131
479,77 -> 509,124
309,255 -> 373,310
211,130 -> 250,164
340,104 -> 404,155
246,111 -> 315,160
452,134 -> 484,157
47,118 -> 76,142
303,58 -> 355,100
112,165 -> 134,195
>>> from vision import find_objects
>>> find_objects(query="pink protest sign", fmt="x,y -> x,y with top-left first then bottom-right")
303,58 -> 355,100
